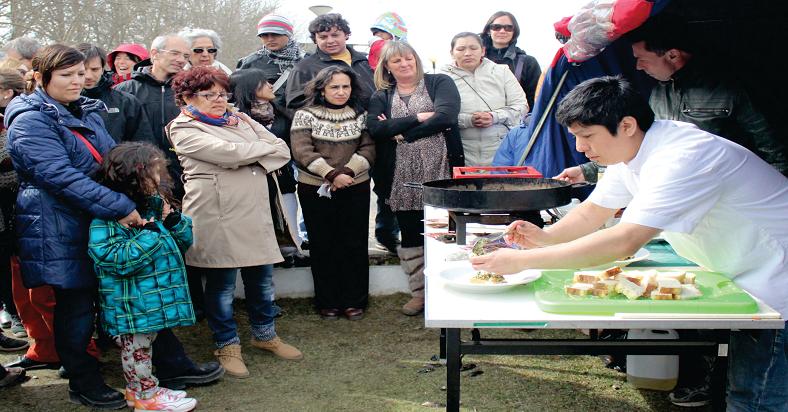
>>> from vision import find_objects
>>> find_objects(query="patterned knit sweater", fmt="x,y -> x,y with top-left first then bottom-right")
290,105 -> 375,186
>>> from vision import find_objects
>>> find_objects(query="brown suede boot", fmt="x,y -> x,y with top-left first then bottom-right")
401,296 -> 425,316
398,246 -> 425,315
250,336 -> 304,360
214,344 -> 249,378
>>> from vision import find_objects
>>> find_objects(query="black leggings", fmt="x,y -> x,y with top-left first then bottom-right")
395,210 -> 424,248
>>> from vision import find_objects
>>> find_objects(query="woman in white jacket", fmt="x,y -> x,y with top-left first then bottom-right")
442,32 -> 527,166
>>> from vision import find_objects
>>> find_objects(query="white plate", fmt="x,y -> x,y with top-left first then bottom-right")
580,248 -> 650,270
437,264 -> 541,294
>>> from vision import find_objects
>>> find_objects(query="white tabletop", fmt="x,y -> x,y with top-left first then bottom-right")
422,207 -> 784,330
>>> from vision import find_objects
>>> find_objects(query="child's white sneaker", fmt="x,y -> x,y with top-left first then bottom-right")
126,387 -> 188,408
133,389 -> 196,412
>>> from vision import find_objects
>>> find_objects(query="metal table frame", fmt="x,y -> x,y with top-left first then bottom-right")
439,327 -> 729,411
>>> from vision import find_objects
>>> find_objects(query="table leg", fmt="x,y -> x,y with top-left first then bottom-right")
440,328 -> 446,361
711,332 -> 729,411
446,328 -> 461,412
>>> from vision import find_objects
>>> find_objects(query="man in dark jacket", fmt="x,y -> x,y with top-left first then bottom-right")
630,20 -> 788,174
115,33 -> 190,199
561,16 -> 788,184
237,13 -> 305,119
77,43 -> 154,143
286,13 -> 398,253
285,13 -> 375,112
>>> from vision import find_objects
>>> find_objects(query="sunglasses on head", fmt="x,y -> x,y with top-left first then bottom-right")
490,24 -> 514,32
193,48 -> 218,54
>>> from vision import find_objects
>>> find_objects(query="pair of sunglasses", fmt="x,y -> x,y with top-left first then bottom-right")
489,24 -> 514,32
193,48 -> 218,54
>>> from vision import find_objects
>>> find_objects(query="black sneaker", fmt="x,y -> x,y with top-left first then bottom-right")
3,355 -> 60,370
275,255 -> 295,268
669,384 -> 711,407
0,334 -> 29,352
68,384 -> 126,409
158,361 -> 224,390
293,254 -> 311,267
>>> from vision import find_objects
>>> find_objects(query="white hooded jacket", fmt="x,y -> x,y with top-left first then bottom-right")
442,58 -> 527,166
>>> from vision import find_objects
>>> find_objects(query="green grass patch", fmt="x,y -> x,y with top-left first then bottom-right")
0,294 -> 708,411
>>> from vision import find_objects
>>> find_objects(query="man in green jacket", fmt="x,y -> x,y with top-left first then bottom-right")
559,16 -> 788,184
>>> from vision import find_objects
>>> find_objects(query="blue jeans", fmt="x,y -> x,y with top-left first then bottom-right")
203,265 -> 277,348
727,322 -> 788,412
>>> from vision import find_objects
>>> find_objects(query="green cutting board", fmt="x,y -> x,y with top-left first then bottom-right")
533,270 -> 758,315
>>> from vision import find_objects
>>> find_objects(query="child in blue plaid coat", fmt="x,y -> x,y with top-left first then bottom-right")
88,142 -> 197,412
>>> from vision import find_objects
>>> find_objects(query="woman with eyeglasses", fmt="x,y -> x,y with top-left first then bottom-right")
481,11 -> 542,112
179,28 -> 233,75
167,66 -> 303,379
441,32 -> 527,166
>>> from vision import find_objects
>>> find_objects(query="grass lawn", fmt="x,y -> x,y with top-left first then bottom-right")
0,294 -> 709,411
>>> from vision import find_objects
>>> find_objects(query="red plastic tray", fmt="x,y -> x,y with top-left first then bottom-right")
452,166 -> 543,179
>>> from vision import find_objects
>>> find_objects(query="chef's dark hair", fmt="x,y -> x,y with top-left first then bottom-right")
555,75 -> 654,135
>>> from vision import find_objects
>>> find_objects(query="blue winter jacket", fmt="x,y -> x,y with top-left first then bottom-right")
4,89 -> 136,289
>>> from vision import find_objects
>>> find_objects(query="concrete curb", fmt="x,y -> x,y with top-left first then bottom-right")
233,265 -> 409,299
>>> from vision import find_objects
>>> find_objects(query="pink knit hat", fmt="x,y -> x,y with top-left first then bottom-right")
257,14 -> 294,37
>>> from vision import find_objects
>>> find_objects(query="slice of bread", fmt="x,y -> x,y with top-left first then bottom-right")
565,283 -> 594,296
656,271 -> 686,283
615,277 -> 646,300
683,273 -> 696,284
650,290 -> 674,300
675,284 -> 703,300
573,271 -> 602,284
657,278 -> 682,294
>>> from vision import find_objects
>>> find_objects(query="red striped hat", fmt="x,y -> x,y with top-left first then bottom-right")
257,14 -> 294,37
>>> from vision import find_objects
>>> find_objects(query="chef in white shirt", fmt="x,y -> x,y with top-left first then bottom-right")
471,76 -> 788,411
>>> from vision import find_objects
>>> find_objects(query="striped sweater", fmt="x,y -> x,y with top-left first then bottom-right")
290,105 -> 375,186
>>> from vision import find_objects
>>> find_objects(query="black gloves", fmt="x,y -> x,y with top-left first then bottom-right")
163,211 -> 182,230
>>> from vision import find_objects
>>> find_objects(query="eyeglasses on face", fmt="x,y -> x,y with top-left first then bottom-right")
159,49 -> 191,60
195,92 -> 232,101
192,48 -> 218,55
490,24 -> 515,32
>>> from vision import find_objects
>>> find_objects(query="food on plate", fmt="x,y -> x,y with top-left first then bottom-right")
425,232 -> 456,243
424,219 -> 449,228
572,266 -> 622,284
565,283 -> 594,296
469,271 -> 507,284
565,267 -> 703,300
657,278 -> 682,294
615,277 -> 646,300
676,284 -> 703,300
656,271 -> 686,283
650,291 -> 675,300
592,279 -> 619,297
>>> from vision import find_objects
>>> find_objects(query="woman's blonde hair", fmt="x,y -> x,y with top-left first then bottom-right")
373,41 -> 424,91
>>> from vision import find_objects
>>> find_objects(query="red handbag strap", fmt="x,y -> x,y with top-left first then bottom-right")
70,129 -> 103,164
